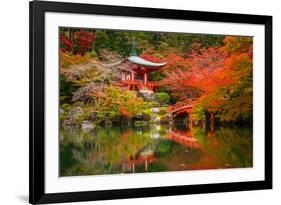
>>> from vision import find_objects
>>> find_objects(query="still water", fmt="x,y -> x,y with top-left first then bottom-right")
60,124 -> 252,176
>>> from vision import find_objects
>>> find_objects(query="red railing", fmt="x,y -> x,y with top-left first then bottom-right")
119,80 -> 160,91
167,98 -> 198,114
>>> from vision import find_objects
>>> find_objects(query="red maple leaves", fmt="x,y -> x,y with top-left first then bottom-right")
60,29 -> 96,55
161,36 -> 253,116
74,30 -> 96,55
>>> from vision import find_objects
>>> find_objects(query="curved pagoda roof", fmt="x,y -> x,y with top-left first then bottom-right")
127,56 -> 167,67
127,36 -> 167,68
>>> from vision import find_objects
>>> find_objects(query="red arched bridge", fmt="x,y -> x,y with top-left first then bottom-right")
167,97 -> 216,131
167,98 -> 198,116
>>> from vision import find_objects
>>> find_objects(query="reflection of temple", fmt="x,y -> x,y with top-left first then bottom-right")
122,154 -> 155,173
120,37 -> 167,92
121,128 -> 202,173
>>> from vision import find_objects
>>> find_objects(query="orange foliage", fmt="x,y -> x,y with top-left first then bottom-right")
60,51 -> 91,68
119,106 -> 132,118
161,36 -> 253,118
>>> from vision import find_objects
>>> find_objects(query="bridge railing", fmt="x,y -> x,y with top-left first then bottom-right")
167,98 -> 199,113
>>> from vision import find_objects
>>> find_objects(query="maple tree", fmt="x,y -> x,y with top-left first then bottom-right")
60,33 -> 73,52
217,37 -> 253,121
74,30 -> 96,55
161,47 -> 225,102
60,29 -> 96,55
161,36 -> 253,122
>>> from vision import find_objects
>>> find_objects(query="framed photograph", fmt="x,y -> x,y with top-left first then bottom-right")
29,0 -> 272,204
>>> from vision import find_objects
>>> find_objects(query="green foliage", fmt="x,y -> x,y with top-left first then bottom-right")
94,31 -> 132,56
88,30 -> 226,57
147,163 -> 167,172
148,71 -> 164,81
60,77 -> 79,104
61,103 -> 71,111
155,141 -> 172,157
103,86 -> 151,118
156,92 -> 170,104
192,105 -> 205,121
87,50 -> 98,58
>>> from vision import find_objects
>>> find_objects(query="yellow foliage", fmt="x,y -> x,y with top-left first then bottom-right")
60,51 -> 91,68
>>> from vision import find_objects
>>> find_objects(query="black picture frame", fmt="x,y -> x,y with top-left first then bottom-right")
29,0 -> 272,204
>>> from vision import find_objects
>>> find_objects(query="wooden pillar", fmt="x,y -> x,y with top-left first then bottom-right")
122,72 -> 126,82
144,72 -> 147,85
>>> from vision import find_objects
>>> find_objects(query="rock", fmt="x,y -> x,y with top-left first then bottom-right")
60,108 -> 65,114
140,145 -> 156,157
134,120 -> 147,127
88,111 -> 98,121
161,114 -> 174,124
62,119 -> 74,128
154,117 -> 161,124
151,131 -> 160,139
160,115 -> 169,123
149,116 -> 161,124
169,120 -> 174,125
135,113 -> 143,120
142,113 -> 151,121
62,107 -> 84,127
69,107 -> 84,116
138,90 -> 156,102
81,121 -> 94,131
151,108 -> 160,113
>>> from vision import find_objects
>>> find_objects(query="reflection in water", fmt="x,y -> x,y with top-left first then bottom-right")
60,124 -> 252,176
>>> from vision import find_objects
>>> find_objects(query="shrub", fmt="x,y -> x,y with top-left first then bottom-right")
60,51 -> 91,68
87,50 -> 98,58
192,105 -> 205,121
156,92 -> 170,105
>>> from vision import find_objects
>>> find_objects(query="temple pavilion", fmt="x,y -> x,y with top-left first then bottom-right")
119,37 -> 167,92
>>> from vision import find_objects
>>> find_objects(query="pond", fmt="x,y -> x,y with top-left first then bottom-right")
60,124 -> 253,176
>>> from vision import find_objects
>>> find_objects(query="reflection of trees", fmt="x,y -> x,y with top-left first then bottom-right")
190,127 -> 253,169
60,125 -> 252,176
60,127 -> 155,176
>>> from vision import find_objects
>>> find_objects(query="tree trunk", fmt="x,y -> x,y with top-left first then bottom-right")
189,112 -> 193,130
210,112 -> 215,132
205,111 -> 211,130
